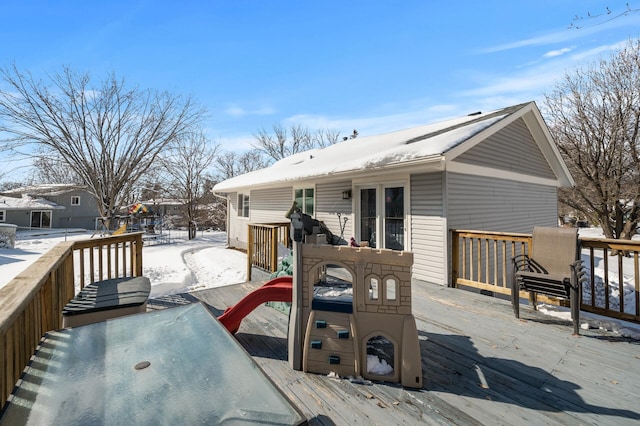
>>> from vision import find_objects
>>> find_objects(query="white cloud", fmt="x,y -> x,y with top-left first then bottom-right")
463,38 -> 637,104
283,104 -> 467,139
224,105 -> 277,117
480,10 -> 640,54
544,47 -> 573,58
568,40 -> 630,61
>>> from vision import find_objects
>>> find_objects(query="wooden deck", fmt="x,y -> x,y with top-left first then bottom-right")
148,282 -> 640,426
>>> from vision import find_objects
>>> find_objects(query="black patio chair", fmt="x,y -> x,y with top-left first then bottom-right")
511,227 -> 587,335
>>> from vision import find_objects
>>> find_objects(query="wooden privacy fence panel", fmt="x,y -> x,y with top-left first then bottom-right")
0,232 -> 144,411
451,229 -> 640,324
247,223 -> 290,280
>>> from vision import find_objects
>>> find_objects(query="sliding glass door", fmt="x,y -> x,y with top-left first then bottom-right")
30,211 -> 52,228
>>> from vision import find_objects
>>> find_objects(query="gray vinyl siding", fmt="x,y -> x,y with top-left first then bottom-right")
455,118 -> 556,179
50,190 -> 101,230
227,186 -> 293,248
446,172 -> 558,233
316,180 -> 353,243
250,187 -> 293,224
410,172 -> 447,285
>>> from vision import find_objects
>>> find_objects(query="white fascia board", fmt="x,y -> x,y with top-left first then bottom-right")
446,161 -> 565,187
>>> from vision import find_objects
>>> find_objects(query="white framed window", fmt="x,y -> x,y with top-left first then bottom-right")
237,193 -> 250,217
294,187 -> 315,216
71,196 -> 81,206
0,210 -> 5,222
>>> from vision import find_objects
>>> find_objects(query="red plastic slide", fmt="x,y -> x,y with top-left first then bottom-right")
217,276 -> 292,334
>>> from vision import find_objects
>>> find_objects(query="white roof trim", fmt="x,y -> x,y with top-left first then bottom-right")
446,162 -> 565,187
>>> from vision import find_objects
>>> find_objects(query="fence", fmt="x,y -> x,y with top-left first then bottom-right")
0,232 -> 144,411
451,229 -> 640,323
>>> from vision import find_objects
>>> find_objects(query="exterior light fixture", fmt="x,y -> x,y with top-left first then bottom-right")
342,190 -> 352,200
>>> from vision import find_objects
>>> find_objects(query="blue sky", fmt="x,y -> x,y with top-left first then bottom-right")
1,1 -> 639,157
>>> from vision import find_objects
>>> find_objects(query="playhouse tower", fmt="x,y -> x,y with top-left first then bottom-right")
288,243 -> 423,388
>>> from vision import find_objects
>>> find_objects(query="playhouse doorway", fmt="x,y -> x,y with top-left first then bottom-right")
366,335 -> 395,377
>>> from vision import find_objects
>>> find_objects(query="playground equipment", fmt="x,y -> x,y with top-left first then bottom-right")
292,244 -> 422,388
218,211 -> 423,388
217,276 -> 293,334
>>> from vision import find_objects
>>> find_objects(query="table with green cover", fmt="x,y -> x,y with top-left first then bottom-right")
0,302 -> 306,425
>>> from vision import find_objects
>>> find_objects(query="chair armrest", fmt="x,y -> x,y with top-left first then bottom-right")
512,254 -> 531,272
570,259 -> 588,284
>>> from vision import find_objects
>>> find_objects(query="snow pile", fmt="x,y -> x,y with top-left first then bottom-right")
367,355 -> 394,376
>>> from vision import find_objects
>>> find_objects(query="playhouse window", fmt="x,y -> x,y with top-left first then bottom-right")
366,335 -> 394,376
385,277 -> 397,301
368,276 -> 379,301
70,196 -> 81,206
312,264 -> 353,313
294,187 -> 314,216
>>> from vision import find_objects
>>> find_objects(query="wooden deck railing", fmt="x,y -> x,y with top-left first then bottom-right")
579,237 -> 640,322
451,229 -> 640,323
246,223 -> 290,280
451,230 -> 531,296
0,232 -> 144,411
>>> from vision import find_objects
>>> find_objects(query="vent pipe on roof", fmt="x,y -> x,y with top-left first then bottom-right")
468,111 -> 482,116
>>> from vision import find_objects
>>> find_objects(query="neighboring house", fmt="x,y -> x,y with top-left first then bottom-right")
213,102 -> 574,286
1,184 -> 100,230
0,194 -> 65,229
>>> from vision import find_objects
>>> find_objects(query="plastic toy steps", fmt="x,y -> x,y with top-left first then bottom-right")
217,276 -> 293,334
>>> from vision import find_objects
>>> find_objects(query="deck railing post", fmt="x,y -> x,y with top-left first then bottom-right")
451,230 -> 459,287
247,224 -> 254,281
270,226 -> 279,272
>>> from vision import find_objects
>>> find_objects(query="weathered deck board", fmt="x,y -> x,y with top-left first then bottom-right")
148,281 -> 640,425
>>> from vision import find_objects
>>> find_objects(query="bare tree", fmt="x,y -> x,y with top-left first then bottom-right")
316,128 -> 343,146
159,131 -> 219,239
569,4 -> 640,29
29,151 -> 83,184
214,150 -> 268,180
543,39 -> 640,240
252,123 -> 342,163
0,65 -> 205,228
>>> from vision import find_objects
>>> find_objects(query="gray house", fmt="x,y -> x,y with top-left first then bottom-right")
0,194 -> 65,229
213,102 -> 574,286
1,184 -> 101,230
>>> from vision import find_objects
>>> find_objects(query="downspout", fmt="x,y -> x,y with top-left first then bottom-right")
441,156 -> 452,287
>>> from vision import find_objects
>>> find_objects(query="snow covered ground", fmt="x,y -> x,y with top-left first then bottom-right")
0,229 -> 246,297
1,227 -> 639,339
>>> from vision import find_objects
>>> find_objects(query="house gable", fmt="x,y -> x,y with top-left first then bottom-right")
452,117 -> 555,180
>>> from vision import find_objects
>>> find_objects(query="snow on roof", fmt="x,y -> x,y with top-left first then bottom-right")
3,184 -> 86,196
214,104 -> 520,192
0,194 -> 65,210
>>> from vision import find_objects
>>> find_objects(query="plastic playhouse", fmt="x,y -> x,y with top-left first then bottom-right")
218,213 -> 423,389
